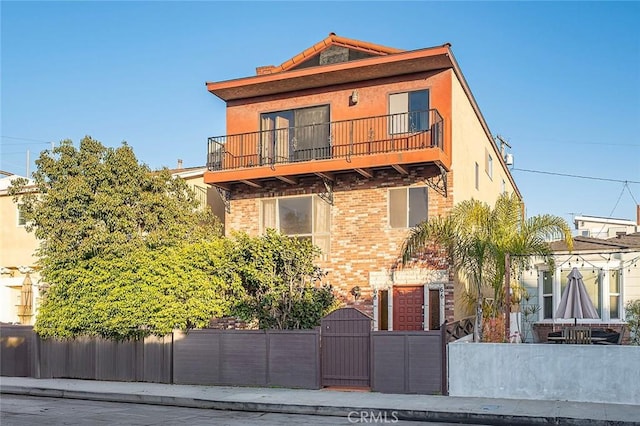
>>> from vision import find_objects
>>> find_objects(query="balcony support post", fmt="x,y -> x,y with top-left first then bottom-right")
424,164 -> 448,198
318,177 -> 334,206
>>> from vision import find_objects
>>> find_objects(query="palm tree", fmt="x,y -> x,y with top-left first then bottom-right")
401,193 -> 573,342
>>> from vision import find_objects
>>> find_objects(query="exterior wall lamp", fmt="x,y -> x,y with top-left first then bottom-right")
350,89 -> 359,105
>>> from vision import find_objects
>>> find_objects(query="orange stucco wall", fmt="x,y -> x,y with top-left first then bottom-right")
223,70 -> 452,163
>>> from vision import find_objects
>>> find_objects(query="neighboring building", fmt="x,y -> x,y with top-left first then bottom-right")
203,33 -> 520,330
0,166 -> 223,324
0,172 -> 41,325
168,163 -> 226,231
520,232 -> 640,343
573,209 -> 640,238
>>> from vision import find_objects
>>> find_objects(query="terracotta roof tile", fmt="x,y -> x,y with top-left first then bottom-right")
265,32 -> 404,75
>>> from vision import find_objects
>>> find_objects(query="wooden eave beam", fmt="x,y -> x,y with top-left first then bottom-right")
276,175 -> 298,185
213,183 -> 232,191
354,168 -> 374,179
315,172 -> 334,181
392,164 -> 409,175
240,179 -> 262,188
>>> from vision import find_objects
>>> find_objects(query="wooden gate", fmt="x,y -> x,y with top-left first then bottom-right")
321,308 -> 372,388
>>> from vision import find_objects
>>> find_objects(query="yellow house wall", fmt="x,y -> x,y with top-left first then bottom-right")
0,192 -> 41,325
449,71 -> 519,318
450,72 -> 516,205
0,193 -> 39,267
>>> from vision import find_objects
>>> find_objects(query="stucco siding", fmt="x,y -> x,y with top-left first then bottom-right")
450,72 -> 515,205
0,194 -> 39,267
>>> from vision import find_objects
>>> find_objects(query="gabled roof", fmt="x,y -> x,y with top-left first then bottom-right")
550,233 -> 640,252
257,32 -> 404,75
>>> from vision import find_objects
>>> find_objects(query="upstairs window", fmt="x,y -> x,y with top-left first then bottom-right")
389,187 -> 428,228
389,90 -> 429,134
485,149 -> 493,180
17,206 -> 27,227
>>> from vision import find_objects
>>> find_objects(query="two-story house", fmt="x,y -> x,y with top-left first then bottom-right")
203,33 -> 520,331
0,172 -> 41,325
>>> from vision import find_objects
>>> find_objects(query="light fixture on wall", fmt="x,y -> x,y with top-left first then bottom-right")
350,89 -> 359,105
350,286 -> 361,301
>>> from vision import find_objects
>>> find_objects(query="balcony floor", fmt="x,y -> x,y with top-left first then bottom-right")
204,147 -> 449,189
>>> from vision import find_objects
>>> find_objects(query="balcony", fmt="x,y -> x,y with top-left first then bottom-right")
206,109 -> 446,187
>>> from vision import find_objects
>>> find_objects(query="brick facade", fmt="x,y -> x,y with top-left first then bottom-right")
226,167 -> 455,324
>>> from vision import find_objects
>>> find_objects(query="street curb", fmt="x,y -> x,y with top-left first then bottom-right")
1,385 -> 635,426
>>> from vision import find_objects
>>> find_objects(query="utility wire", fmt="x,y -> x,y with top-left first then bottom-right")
1,136 -> 52,144
511,168 -> 640,185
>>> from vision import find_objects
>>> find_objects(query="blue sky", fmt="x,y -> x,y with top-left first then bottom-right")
2,1 -> 639,225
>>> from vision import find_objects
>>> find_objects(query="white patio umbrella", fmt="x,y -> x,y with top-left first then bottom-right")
555,267 -> 599,325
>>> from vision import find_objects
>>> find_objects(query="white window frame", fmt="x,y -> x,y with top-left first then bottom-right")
538,261 -> 624,322
539,269 -> 554,320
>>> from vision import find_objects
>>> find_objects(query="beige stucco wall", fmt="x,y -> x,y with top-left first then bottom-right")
173,171 -> 226,231
0,192 -> 39,267
449,71 -> 520,317
0,191 -> 41,325
450,72 -> 516,205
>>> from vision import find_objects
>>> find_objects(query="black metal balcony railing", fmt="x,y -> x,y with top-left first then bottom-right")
207,109 -> 443,171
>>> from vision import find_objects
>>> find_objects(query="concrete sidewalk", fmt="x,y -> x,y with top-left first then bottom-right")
1,377 -> 639,425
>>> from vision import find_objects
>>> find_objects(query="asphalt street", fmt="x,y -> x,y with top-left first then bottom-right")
0,395 -> 487,426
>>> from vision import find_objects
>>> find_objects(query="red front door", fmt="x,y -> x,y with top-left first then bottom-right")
393,286 -> 424,331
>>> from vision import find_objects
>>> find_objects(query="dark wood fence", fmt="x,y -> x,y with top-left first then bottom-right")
371,330 -> 446,395
1,314 -> 447,394
1,325 -> 36,377
37,334 -> 172,383
173,329 -> 320,389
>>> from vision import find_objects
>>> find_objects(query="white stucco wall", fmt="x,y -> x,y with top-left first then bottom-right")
448,342 -> 640,405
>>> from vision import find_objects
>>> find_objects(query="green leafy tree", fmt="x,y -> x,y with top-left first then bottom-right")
35,241 -> 244,340
231,230 -> 336,329
401,192 -> 573,341
625,299 -> 640,345
9,137 -> 226,339
10,137 -> 220,269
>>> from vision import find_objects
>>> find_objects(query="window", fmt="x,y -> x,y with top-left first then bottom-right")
261,195 -> 331,259
609,270 -> 620,319
17,206 -> 27,226
474,162 -> 479,190
541,266 -> 623,321
542,271 -> 553,319
389,90 -> 429,134
485,149 -> 493,180
560,268 -> 601,317
501,179 -> 506,194
389,187 -> 428,228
